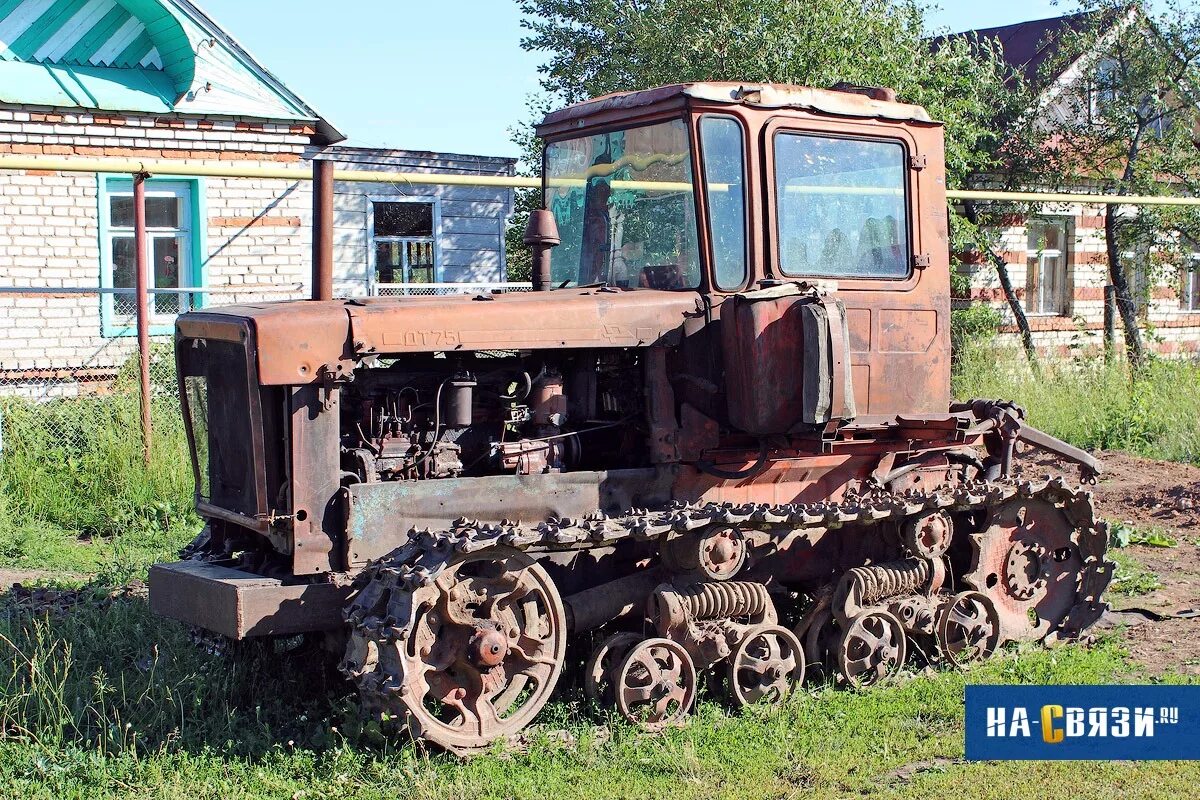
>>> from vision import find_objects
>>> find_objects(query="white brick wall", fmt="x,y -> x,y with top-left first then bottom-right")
0,109 -> 314,375
0,109 -> 518,380
962,203 -> 1200,357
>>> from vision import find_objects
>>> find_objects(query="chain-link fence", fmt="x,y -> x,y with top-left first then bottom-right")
0,286 -> 307,540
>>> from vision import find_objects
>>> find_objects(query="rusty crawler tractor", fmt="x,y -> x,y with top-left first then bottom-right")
149,83 -> 1113,753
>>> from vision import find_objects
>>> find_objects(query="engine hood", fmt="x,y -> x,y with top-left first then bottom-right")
176,289 -> 704,386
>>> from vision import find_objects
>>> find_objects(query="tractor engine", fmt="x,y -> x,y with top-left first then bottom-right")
339,351 -> 644,482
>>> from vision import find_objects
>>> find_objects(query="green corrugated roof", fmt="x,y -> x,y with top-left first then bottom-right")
0,0 -> 342,140
0,0 -> 193,92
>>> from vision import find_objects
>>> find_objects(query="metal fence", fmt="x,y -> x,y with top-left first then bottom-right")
374,281 -> 532,297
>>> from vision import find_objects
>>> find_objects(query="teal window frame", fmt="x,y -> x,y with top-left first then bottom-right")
98,175 -> 207,337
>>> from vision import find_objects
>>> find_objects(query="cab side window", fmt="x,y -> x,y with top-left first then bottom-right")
700,117 -> 748,289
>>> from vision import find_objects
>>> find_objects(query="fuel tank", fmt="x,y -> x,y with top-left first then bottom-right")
721,285 -> 855,434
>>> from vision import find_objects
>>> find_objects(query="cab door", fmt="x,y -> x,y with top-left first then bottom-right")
762,115 -> 951,419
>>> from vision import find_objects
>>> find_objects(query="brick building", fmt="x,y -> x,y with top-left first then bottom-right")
952,11 -> 1200,357
0,0 -> 514,392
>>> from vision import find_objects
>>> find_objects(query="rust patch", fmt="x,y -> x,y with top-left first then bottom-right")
846,307 -> 872,352
878,309 -> 937,353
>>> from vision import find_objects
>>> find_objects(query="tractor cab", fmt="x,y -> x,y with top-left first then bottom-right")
531,82 -> 951,420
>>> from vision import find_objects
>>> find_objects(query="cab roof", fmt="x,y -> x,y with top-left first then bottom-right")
536,82 -> 934,136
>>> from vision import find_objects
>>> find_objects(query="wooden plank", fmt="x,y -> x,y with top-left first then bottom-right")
439,263 -> 505,282
438,232 -> 501,251
441,215 -> 503,235
10,0 -> 87,60
440,199 -> 510,217
37,0 -> 116,63
440,249 -> 502,268
332,207 -> 365,227
332,192 -> 367,212
112,29 -> 152,68
61,3 -> 129,66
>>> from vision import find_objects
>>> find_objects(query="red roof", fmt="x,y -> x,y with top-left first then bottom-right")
943,10 -> 1106,86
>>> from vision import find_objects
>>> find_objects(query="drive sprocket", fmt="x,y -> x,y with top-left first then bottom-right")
962,485 -> 1112,644
342,545 -> 567,753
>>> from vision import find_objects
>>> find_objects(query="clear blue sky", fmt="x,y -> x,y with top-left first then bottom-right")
198,0 -> 1077,158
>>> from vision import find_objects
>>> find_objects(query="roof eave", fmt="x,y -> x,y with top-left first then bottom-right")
168,0 -> 344,143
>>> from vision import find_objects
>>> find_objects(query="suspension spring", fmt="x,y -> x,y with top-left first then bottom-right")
835,559 -> 933,621
667,581 -> 772,621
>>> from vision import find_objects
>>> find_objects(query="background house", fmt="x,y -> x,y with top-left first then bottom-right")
328,146 -> 515,297
0,0 -> 515,395
952,11 -> 1200,357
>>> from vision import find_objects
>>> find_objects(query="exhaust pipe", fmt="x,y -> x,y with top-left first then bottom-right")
523,209 -> 560,291
312,158 -> 334,301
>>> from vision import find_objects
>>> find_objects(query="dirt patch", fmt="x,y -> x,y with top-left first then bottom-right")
0,567 -> 78,590
1119,616 -> 1200,676
1021,449 -> 1200,675
879,758 -> 960,786
1024,449 -> 1200,531
1090,451 -> 1200,532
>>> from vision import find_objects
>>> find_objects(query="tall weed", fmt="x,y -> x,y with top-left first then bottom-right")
0,349 -> 196,546
952,344 -> 1200,464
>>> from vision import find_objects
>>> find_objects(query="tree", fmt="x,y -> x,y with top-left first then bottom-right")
517,0 -> 1014,184
510,1 -> 1023,305
1029,0 -> 1200,369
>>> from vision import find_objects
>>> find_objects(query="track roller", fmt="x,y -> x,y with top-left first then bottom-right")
725,624 -> 805,707
614,637 -> 698,731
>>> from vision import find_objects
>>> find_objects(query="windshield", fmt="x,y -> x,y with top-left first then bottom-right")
545,119 -> 701,290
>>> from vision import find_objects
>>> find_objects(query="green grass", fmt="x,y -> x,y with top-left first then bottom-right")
0,521 -> 193,586
1108,551 -> 1163,597
0,590 -> 1195,800
0,348 -> 199,578
0,393 -> 195,540
952,345 -> 1200,465
1,332 -> 1197,797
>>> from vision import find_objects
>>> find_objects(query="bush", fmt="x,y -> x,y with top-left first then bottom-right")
950,303 -> 1002,356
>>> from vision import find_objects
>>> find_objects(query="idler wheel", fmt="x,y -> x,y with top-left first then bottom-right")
614,638 -> 697,731
725,625 -> 806,708
834,609 -> 906,688
936,591 -> 1001,667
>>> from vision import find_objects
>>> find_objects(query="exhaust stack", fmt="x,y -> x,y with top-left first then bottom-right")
523,209 -> 560,291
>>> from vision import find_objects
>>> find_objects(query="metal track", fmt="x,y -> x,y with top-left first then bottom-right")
341,475 -> 1111,744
